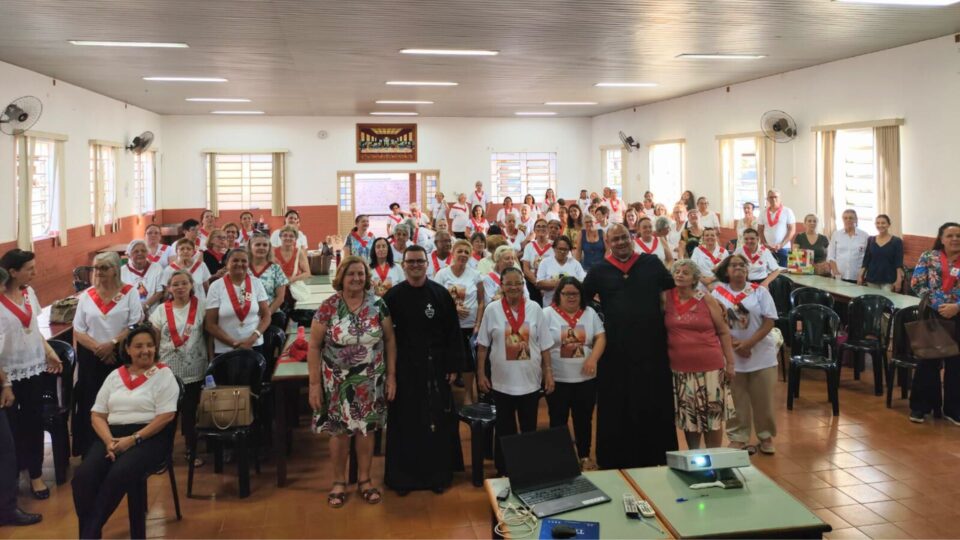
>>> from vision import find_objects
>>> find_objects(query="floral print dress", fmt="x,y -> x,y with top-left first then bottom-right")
313,292 -> 390,435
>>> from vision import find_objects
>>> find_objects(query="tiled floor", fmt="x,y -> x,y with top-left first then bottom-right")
5,366 -> 960,539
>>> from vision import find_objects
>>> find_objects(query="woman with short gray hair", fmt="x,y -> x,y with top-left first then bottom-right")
73,251 -> 144,456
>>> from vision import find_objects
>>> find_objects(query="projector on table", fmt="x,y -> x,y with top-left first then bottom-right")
666,448 -> 751,472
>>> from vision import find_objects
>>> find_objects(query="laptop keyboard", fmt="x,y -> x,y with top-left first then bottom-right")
522,476 -> 595,505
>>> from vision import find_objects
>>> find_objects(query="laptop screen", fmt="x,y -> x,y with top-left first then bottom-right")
500,427 -> 582,491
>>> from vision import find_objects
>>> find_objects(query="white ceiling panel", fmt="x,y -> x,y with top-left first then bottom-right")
0,0 -> 956,116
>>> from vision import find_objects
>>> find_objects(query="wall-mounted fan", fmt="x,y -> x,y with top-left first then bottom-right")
761,110 -> 798,143
0,96 -> 43,136
619,130 -> 640,152
126,131 -> 155,154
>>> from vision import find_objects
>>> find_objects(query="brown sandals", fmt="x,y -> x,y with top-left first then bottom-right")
328,482 -> 347,508
358,479 -> 382,505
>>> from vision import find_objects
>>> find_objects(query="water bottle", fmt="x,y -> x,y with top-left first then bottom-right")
335,249 -> 342,267
204,374 -> 216,388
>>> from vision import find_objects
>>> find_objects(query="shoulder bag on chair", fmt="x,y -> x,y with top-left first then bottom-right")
905,295 -> 959,360
197,386 -> 254,429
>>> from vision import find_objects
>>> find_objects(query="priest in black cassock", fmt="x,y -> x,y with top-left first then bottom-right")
383,245 -> 465,494
582,224 -> 678,469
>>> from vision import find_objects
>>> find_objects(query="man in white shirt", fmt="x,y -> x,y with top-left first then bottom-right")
828,209 -> 870,282
758,189 -> 796,268
468,181 -> 488,212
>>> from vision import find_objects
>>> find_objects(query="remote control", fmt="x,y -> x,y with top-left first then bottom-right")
622,493 -> 639,517
636,499 -> 656,519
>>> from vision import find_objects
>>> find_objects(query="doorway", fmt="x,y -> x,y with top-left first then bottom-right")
337,170 -> 439,237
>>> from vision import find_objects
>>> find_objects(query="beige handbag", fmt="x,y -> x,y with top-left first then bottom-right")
49,297 -> 79,323
196,386 -> 254,429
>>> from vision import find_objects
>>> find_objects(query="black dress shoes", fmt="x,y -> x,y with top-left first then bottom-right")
0,508 -> 43,526
31,486 -> 50,500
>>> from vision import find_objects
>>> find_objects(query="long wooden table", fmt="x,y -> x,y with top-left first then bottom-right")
785,273 -> 919,310
484,466 -> 830,539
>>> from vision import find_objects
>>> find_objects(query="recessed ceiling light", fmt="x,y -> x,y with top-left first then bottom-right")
186,98 -> 251,103
544,101 -> 598,106
210,110 -> 264,115
515,112 -> 557,116
375,100 -> 434,105
370,111 -> 420,116
144,76 -> 227,82
69,40 -> 189,48
385,81 -> 458,86
834,0 -> 959,4
399,48 -> 499,56
676,53 -> 767,60
594,82 -> 658,88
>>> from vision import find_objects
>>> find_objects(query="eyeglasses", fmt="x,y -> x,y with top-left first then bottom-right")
404,259 -> 427,265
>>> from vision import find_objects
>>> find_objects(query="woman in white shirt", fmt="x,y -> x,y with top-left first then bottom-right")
735,228 -> 782,287
370,238 -> 406,297
390,223 -> 415,263
448,193 -> 471,240
502,214 -> 526,252
204,249 -> 271,355
476,267 -> 553,475
223,222 -> 242,249
197,210 -> 216,252
828,209 -> 870,282
160,238 -> 212,303
496,197 -> 521,229
696,197 -> 722,230
73,252 -> 144,457
735,202 -> 759,247
711,255 -> 779,455
518,204 -> 537,237
274,225 -> 312,294
482,245 -> 529,303
541,189 -> 558,217
247,232 -> 288,315
691,228 -> 728,290
536,236 -> 585,306
149,270 -> 208,466
121,240 -> 165,316
544,276 -> 605,467
468,233 -> 487,270
238,211 -> 256,246
270,210 -> 309,249
434,240 -> 486,405
144,224 -> 172,267
466,205 -> 490,238
429,192 -> 448,227
634,216 -> 673,267
72,325 -> 178,539
0,252 -> 63,498
668,204 -> 687,258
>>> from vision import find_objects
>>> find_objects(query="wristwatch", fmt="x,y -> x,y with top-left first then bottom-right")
134,433 -> 143,446
253,329 -> 262,338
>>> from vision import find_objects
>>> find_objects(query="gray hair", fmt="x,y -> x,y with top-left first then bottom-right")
493,245 -> 515,264
671,258 -> 702,283
92,252 -> 124,288
394,222 -> 412,237
126,239 -> 147,256
654,216 -> 672,232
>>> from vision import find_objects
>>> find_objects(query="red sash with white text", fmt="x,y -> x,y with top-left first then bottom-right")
223,275 -> 253,322
88,285 -> 134,316
164,297 -> 199,348
698,246 -> 726,265
118,363 -> 168,391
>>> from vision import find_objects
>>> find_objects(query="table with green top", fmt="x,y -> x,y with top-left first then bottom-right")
786,273 -> 919,310
623,466 -> 830,539
484,470 -> 672,539
272,332 -> 310,487
295,274 -> 335,311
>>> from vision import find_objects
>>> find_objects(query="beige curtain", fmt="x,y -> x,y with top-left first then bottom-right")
108,146 -> 120,234
757,136 -> 776,195
51,140 -> 67,246
207,153 -> 219,217
16,136 -> 33,250
92,144 -> 106,236
718,138 -> 735,226
875,126 -> 902,236
818,131 -> 837,237
272,152 -> 286,216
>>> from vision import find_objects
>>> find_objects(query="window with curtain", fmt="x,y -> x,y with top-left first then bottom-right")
649,142 -> 683,207
133,151 -> 156,215
206,153 -> 278,212
601,147 -> 623,192
489,152 -> 557,203
15,137 -> 61,240
719,135 -> 775,224
833,128 -> 878,234
90,143 -> 118,235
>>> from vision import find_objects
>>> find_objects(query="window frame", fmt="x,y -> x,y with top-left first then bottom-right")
133,150 -> 157,216
647,139 -> 685,209
833,127 -> 878,235
489,152 -> 558,204
15,136 -> 60,240
89,142 -> 119,228
206,152 -> 276,212
600,145 -> 625,193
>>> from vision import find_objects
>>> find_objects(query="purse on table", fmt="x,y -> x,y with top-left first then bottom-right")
49,297 -> 79,323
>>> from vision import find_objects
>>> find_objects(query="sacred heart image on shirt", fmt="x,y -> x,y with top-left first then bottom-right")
561,325 -> 586,358
447,284 -> 466,307
504,323 -> 531,361
726,305 -> 750,331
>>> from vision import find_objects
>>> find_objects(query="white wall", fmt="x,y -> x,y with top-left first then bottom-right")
160,116 -> 593,209
0,60 -> 162,242
591,34 -> 960,236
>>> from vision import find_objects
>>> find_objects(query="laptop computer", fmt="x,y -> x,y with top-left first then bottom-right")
500,427 -> 611,518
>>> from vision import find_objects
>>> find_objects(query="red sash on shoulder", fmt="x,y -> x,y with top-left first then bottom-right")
531,241 -> 551,257
715,283 -> 759,306
488,272 -> 501,286
223,275 -> 253,322
118,363 -> 168,391
502,298 -> 525,335
698,246 -> 725,265
941,251 -> 960,292
766,206 -> 783,227
432,252 -> 452,274
672,289 -> 702,316
635,236 -> 659,255
275,248 -> 297,278
126,262 -> 151,278
88,285 -> 134,316
165,297 -> 199,348
0,289 -> 32,330
604,253 -> 639,275
351,231 -> 371,249
552,305 -> 584,329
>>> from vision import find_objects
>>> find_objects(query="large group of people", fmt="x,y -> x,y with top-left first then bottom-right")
0,184 -> 957,532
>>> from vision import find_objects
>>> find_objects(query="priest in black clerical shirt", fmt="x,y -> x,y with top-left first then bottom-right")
383,245 -> 465,494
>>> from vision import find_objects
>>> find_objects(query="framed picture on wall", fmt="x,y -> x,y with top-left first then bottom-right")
356,123 -> 418,163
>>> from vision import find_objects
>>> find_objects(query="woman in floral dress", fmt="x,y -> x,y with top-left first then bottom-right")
308,256 -> 397,508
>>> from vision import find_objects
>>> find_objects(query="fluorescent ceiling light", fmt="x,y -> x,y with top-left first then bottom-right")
515,112 -> 557,116
544,101 -> 598,105
676,53 -> 767,60
386,81 -> 458,86
144,76 -> 227,82
399,48 -> 499,56
210,110 -> 264,115
375,100 -> 434,104
186,98 -> 251,103
370,111 -> 420,116
594,82 -> 658,88
834,0 -> 959,4
69,40 -> 188,48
